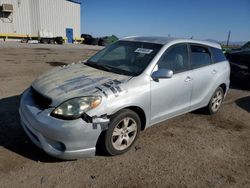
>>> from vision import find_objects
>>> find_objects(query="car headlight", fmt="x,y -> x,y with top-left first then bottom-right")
51,96 -> 102,120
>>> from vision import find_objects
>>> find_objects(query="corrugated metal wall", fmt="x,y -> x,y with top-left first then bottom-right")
38,0 -> 80,38
29,0 -> 40,36
0,0 -> 81,38
0,0 -> 32,35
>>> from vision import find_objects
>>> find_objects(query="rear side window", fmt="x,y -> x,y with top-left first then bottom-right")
210,47 -> 227,63
191,45 -> 212,69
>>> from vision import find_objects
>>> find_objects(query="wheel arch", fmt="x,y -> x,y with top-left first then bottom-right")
109,106 -> 147,131
219,83 -> 227,96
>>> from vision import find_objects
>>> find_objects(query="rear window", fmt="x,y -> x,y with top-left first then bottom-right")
210,47 -> 227,63
191,45 -> 212,69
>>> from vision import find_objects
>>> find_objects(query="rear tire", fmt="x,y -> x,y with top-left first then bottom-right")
206,87 -> 224,114
104,109 -> 141,156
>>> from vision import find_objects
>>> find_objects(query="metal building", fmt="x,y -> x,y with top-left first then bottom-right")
0,0 -> 81,43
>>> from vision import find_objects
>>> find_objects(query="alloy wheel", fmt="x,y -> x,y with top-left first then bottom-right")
111,117 -> 137,151
211,90 -> 223,112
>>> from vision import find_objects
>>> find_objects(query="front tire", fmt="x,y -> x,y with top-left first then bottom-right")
104,109 -> 141,156
207,87 -> 224,114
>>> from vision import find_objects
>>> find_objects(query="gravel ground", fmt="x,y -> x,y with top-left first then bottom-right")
0,42 -> 249,188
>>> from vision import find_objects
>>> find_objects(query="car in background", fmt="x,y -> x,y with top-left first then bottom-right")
81,34 -> 99,45
19,37 -> 230,159
98,35 -> 119,46
225,41 -> 250,80
81,34 -> 118,46
231,41 -> 250,51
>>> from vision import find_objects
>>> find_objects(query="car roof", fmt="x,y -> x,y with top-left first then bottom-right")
121,36 -> 221,49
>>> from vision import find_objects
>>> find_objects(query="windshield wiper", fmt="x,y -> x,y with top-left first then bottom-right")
85,61 -> 135,76
85,61 -> 112,72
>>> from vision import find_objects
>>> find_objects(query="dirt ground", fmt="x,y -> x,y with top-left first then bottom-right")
0,42 -> 249,188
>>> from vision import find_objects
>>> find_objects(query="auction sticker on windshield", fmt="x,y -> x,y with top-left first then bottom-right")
134,48 -> 153,54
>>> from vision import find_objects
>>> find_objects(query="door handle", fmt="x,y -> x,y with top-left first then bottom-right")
212,69 -> 217,74
184,76 -> 192,82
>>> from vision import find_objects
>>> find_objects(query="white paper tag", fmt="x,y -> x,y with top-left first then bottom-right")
134,48 -> 153,54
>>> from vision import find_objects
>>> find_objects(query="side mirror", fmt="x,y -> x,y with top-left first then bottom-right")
151,69 -> 173,80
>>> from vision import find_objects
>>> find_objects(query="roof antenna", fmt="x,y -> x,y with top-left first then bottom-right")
190,36 -> 193,39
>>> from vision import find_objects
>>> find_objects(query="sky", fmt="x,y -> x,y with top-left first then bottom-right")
81,0 -> 250,42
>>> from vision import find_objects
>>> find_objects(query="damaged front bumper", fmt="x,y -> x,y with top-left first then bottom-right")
19,89 -> 109,160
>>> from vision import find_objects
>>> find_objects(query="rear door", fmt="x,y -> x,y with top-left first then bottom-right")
189,44 -> 218,109
150,43 -> 192,124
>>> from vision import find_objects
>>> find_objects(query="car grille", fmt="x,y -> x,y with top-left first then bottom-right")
31,87 -> 52,109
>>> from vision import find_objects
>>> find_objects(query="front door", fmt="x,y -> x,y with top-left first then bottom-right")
150,43 -> 192,124
66,28 -> 73,43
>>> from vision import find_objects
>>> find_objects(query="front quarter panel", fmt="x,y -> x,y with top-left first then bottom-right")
92,74 -> 151,128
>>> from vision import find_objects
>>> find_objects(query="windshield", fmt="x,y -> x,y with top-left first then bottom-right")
85,41 -> 162,76
241,42 -> 250,50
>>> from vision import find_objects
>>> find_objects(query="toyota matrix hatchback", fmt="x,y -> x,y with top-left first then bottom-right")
19,37 -> 230,159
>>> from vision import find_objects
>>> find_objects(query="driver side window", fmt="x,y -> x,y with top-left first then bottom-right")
157,44 -> 189,73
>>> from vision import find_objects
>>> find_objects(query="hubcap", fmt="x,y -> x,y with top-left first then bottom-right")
211,90 -> 223,112
111,117 -> 137,151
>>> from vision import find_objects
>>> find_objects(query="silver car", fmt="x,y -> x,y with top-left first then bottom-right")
19,37 -> 230,159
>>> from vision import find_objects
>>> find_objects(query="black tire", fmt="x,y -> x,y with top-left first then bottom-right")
49,39 -> 55,44
81,34 -> 93,44
206,87 -> 224,114
98,38 -> 104,46
90,38 -> 99,45
104,109 -> 141,156
55,37 -> 64,45
40,38 -> 45,44
41,38 -> 48,44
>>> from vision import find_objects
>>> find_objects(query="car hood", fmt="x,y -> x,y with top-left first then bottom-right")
32,63 -> 131,106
